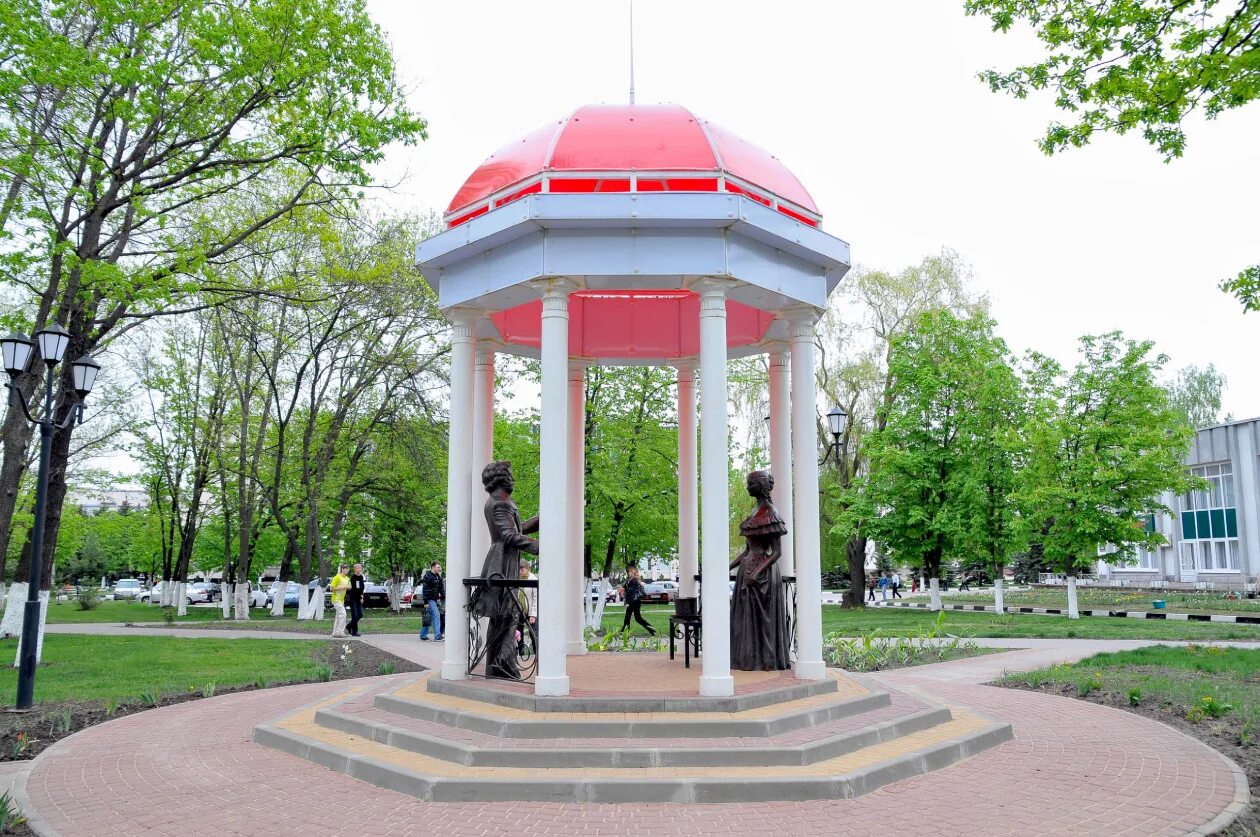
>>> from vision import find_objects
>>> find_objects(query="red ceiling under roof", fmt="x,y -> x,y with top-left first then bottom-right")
491,291 -> 776,360
446,104 -> 819,226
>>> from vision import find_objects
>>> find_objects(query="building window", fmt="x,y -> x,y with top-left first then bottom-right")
1179,539 -> 1240,571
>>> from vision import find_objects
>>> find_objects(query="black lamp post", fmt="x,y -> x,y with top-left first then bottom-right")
2,325 -> 100,710
820,404 -> 847,466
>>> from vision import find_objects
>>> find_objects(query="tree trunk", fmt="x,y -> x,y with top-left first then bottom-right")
592,578 -> 609,631
234,582 -> 251,621
993,577 -> 1005,613
220,582 -> 233,619
842,535 -> 868,608
929,577 -> 942,611
175,582 -> 187,616
0,584 -> 28,638
1066,574 -> 1080,619
0,372 -> 39,579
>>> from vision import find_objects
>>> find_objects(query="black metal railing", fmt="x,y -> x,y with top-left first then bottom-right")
463,575 -> 538,682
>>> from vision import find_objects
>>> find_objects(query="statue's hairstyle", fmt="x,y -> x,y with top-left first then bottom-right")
482,460 -> 514,492
747,469 -> 774,496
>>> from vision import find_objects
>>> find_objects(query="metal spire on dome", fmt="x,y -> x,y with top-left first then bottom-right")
628,0 -> 636,105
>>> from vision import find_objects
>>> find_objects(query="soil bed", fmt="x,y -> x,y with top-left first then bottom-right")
0,640 -> 420,764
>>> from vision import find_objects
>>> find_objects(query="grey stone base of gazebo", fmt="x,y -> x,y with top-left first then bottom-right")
253,666 -> 1011,803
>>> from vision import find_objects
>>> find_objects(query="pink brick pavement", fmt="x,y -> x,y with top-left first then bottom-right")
12,639 -> 1251,837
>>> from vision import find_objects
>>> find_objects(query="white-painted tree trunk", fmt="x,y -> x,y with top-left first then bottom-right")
592,578 -> 609,631
1067,576 -> 1080,619
175,582 -> 188,616
313,586 -> 325,621
0,584 -> 28,636
234,584 -> 251,620
159,580 -> 172,607
582,575 -> 594,630
929,577 -> 942,611
994,577 -> 1005,613
296,585 -> 312,620
13,591 -> 49,666
270,585 -> 285,617
389,580 -> 402,613
220,583 -> 233,619
0,581 -> 6,610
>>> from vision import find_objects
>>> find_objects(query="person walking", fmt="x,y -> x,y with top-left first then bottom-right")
891,571 -> 902,599
346,563 -> 366,637
878,572 -> 890,601
330,564 -> 351,638
418,561 -> 445,641
621,566 -> 657,635
866,574 -> 877,602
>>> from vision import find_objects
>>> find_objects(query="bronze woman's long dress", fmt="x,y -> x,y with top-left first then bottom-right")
730,503 -> 791,671
470,495 -> 538,679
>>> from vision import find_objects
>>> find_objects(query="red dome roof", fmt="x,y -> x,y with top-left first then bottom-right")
445,104 -> 819,227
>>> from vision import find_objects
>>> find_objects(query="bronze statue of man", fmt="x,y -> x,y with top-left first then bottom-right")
730,470 -> 790,671
470,460 -> 538,679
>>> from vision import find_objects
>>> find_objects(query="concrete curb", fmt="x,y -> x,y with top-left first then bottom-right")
874,600 -> 1260,623
1185,734 -> 1251,836
426,672 -> 838,713
312,703 -> 954,768
373,686 -> 893,739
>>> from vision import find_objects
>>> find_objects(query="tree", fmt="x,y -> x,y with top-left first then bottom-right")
820,251 -> 982,607
0,0 -> 424,648
966,0 -> 1260,160
965,1 -> 1260,305
1018,332 -> 1202,617
1164,363 -> 1228,429
862,310 -> 1014,609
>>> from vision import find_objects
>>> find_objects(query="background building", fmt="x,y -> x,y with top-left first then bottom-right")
1097,417 -> 1260,588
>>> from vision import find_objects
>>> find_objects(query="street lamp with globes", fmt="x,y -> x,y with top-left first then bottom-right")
1,325 -> 101,710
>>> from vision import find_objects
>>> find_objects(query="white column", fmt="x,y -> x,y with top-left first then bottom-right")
469,345 -> 496,570
567,361 -> 587,654
768,348 -> 795,577
441,310 -> 477,681
677,363 -> 699,600
536,279 -> 574,696
788,310 -> 826,681
697,279 -> 734,697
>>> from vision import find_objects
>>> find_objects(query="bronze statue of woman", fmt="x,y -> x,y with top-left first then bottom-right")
730,470 -> 790,671
470,460 -> 538,679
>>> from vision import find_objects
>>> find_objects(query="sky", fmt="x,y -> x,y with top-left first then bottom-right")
359,0 -> 1260,421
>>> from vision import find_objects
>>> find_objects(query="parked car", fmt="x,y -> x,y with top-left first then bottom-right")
140,583 -> 194,605
319,578 -> 392,607
641,580 -> 678,604
586,581 -> 621,603
266,581 -> 302,608
190,581 -> 221,602
111,578 -> 145,600
246,581 -> 268,608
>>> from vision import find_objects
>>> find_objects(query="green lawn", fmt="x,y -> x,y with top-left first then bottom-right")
0,634 -> 332,704
598,604 -> 1260,641
938,588 -> 1260,615
46,600 -> 224,623
999,644 -> 1260,712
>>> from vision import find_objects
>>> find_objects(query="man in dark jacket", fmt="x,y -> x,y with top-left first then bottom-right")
346,563 -> 366,637
419,561 -> 445,641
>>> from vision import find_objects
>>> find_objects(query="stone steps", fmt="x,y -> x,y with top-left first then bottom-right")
253,670 -> 1013,802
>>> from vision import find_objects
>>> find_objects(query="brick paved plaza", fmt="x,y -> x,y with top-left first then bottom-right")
4,630 -> 1249,836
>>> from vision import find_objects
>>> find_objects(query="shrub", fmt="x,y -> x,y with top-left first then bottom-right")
1197,694 -> 1233,718
74,587 -> 101,611
1128,688 -> 1142,706
378,662 -> 396,676
314,665 -> 333,682
1076,677 -> 1102,697
201,682 -> 216,699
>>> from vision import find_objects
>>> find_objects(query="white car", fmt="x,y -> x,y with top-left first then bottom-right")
140,583 -> 194,605
111,578 -> 145,600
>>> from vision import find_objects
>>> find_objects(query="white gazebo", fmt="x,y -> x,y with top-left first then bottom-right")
417,103 -> 851,697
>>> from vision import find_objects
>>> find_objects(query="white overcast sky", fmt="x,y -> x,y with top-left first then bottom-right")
362,0 -> 1260,420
